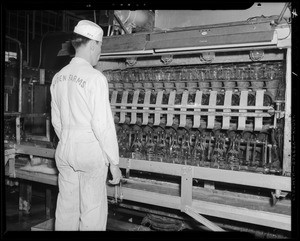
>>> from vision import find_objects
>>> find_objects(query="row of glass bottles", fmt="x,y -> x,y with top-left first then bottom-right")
117,127 -> 282,173
103,61 -> 284,83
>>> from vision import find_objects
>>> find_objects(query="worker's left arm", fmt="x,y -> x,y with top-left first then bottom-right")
89,73 -> 119,166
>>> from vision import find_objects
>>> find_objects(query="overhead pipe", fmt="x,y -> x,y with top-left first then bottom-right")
274,2 -> 290,25
93,10 -> 97,23
5,35 -> 23,113
113,12 -> 130,34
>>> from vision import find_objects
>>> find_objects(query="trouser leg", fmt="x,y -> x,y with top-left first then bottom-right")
55,165 -> 80,231
79,165 -> 108,231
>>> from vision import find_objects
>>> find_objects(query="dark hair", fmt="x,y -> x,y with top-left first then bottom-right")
71,33 -> 91,49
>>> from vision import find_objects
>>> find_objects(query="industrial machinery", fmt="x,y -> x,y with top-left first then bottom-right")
4,6 -> 293,236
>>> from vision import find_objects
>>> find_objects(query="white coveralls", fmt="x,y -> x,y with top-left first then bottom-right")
50,57 -> 119,230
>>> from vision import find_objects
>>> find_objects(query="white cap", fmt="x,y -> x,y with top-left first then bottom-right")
74,20 -> 103,42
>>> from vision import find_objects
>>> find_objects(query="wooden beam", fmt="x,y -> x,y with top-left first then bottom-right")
15,145 -> 55,159
15,169 -> 58,186
184,206 -> 224,231
119,158 -> 291,191
106,185 -> 291,231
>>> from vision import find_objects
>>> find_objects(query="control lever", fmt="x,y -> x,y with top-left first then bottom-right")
108,177 -> 128,204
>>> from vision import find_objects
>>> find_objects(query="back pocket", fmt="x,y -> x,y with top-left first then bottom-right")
74,141 -> 104,172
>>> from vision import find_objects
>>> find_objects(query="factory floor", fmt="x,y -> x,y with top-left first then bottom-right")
5,182 -> 54,231
4,181 -> 292,239
4,181 -> 147,232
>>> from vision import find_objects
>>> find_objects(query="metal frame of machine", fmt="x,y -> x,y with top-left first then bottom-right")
4,12 -> 292,233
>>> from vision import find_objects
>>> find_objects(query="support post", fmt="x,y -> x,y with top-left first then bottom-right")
46,188 -> 52,219
180,166 -> 193,211
19,182 -> 32,214
282,47 -> 291,175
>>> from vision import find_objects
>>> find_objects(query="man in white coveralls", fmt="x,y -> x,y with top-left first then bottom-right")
50,20 -> 122,231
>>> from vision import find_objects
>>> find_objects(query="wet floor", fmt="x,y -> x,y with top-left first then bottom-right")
4,182 -> 56,231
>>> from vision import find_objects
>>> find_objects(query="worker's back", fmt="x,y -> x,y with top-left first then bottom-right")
51,57 -> 105,144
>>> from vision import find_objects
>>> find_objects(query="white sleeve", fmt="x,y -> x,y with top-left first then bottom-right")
89,74 -> 119,165
50,75 -> 62,140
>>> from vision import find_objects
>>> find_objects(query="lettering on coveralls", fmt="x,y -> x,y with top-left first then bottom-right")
53,74 -> 86,88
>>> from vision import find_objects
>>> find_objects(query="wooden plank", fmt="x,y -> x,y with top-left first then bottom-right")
237,91 -> 248,130
4,148 -> 15,156
191,200 -> 291,231
12,145 -> 290,211
16,116 -> 21,144
254,90 -> 265,131
130,90 -> 140,124
207,91 -> 217,129
106,185 -> 290,231
166,90 -> 176,126
118,176 -> 290,215
146,31 -> 275,50
119,158 -> 182,176
31,219 -> 54,231
110,90 -> 118,114
8,158 -> 16,178
148,22 -> 273,42
193,165 -> 291,192
193,90 -> 202,128
15,145 -> 55,159
154,90 -> 164,125
119,91 -> 128,124
179,91 -> 189,127
15,169 -> 58,186
142,90 -> 151,125
118,158 -> 291,191
181,166 -> 193,210
107,108 -> 271,118
102,33 -> 148,53
111,102 -> 272,111
222,91 -> 233,130
184,206 -> 224,231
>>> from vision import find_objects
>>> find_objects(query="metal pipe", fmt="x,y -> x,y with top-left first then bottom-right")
114,12 -> 129,34
26,14 -> 29,64
32,11 -> 35,40
6,36 -> 23,113
93,10 -> 96,23
275,2 -> 290,25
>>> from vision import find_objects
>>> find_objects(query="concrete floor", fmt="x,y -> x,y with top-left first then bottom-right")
4,182 -> 147,232
4,181 -> 292,238
4,182 -> 55,231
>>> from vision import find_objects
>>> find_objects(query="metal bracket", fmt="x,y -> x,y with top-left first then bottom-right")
126,57 -> 137,66
200,52 -> 215,63
8,157 -> 16,178
126,158 -> 131,178
180,166 -> 193,211
161,54 -> 173,65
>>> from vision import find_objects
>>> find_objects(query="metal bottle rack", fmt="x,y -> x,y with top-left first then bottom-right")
4,17 -> 292,232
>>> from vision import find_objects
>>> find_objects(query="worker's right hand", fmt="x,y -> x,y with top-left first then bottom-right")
109,164 -> 122,185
